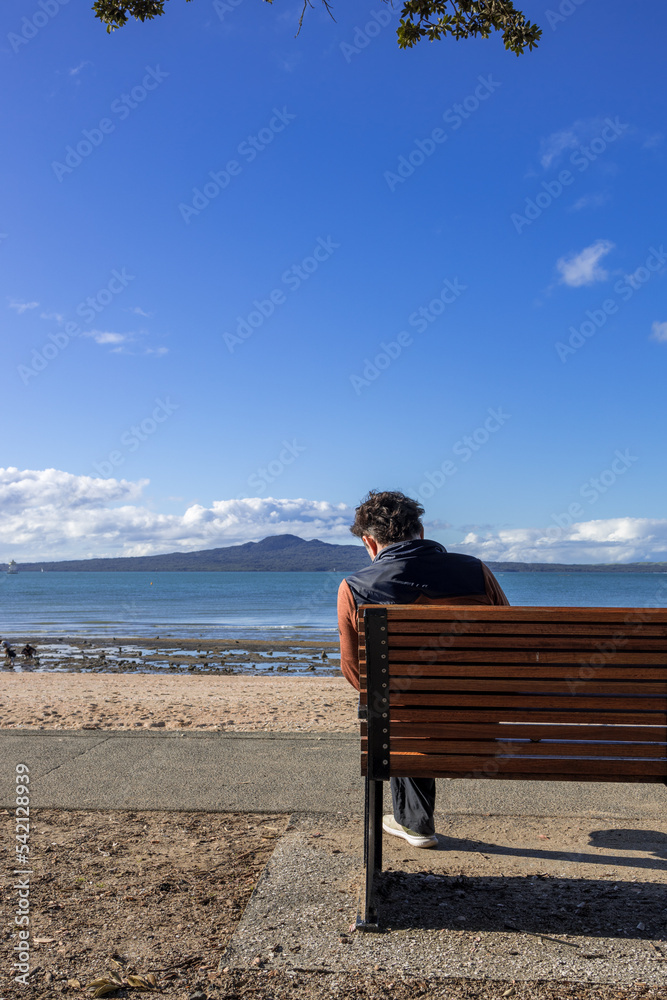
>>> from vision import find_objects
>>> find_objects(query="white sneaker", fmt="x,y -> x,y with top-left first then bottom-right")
382,814 -> 437,848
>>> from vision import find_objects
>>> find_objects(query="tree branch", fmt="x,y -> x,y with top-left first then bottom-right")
92,0 -> 540,55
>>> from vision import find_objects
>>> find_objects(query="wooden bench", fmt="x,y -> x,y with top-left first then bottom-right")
356,603 -> 667,930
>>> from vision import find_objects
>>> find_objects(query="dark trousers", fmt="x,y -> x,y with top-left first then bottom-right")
390,776 -> 436,835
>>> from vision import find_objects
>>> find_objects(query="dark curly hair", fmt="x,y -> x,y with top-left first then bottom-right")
350,490 -> 425,546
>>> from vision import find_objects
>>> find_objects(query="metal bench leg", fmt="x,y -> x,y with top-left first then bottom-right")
357,776 -> 383,931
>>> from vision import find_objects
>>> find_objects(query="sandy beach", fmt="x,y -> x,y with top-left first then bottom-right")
0,672 -> 358,732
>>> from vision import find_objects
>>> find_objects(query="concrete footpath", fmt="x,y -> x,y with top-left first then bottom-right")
222,812 -> 667,984
1,728 -> 666,818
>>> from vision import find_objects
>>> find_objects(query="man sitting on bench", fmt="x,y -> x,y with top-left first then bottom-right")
338,490 -> 509,848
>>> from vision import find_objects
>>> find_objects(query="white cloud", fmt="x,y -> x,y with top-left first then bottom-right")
69,61 -> 92,76
0,468 -> 146,514
278,55 -> 301,73
539,127 -> 580,169
651,321 -> 667,343
569,192 -> 609,212
40,311 -> 65,323
539,117 -> 631,171
9,299 -> 39,314
83,330 -> 130,345
642,132 -> 664,150
0,468 -> 355,560
425,519 -> 452,531
459,517 -> 667,565
556,239 -> 615,287
129,306 -> 151,317
82,329 -> 166,355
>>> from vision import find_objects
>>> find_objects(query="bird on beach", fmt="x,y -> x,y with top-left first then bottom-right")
2,640 -> 17,667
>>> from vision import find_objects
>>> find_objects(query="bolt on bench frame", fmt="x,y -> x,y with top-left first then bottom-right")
356,604 -> 667,931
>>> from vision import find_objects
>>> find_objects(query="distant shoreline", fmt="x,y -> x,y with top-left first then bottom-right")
2,534 -> 666,575
4,564 -> 667,574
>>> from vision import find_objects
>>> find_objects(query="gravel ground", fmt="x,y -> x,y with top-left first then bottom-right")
0,808 -> 287,999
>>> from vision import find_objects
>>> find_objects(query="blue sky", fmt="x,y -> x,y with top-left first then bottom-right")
1,0 -> 666,563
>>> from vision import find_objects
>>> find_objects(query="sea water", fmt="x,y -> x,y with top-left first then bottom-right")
1,570 -> 666,641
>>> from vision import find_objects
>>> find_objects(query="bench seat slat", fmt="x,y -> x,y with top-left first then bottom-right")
381,645 -> 667,663
362,753 -> 667,777
367,721 -> 667,741
372,664 -> 667,680
385,692 -> 666,711
361,758 -> 667,782
390,707 -> 667,726
385,678 -> 667,695
385,634 -> 667,650
375,739 -> 667,758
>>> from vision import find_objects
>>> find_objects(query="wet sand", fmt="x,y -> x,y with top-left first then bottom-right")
2,634 -> 341,677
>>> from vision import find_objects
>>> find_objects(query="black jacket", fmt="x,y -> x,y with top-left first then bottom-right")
344,538 -> 487,607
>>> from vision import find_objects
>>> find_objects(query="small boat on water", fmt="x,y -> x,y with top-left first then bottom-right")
6,560 -> 18,574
